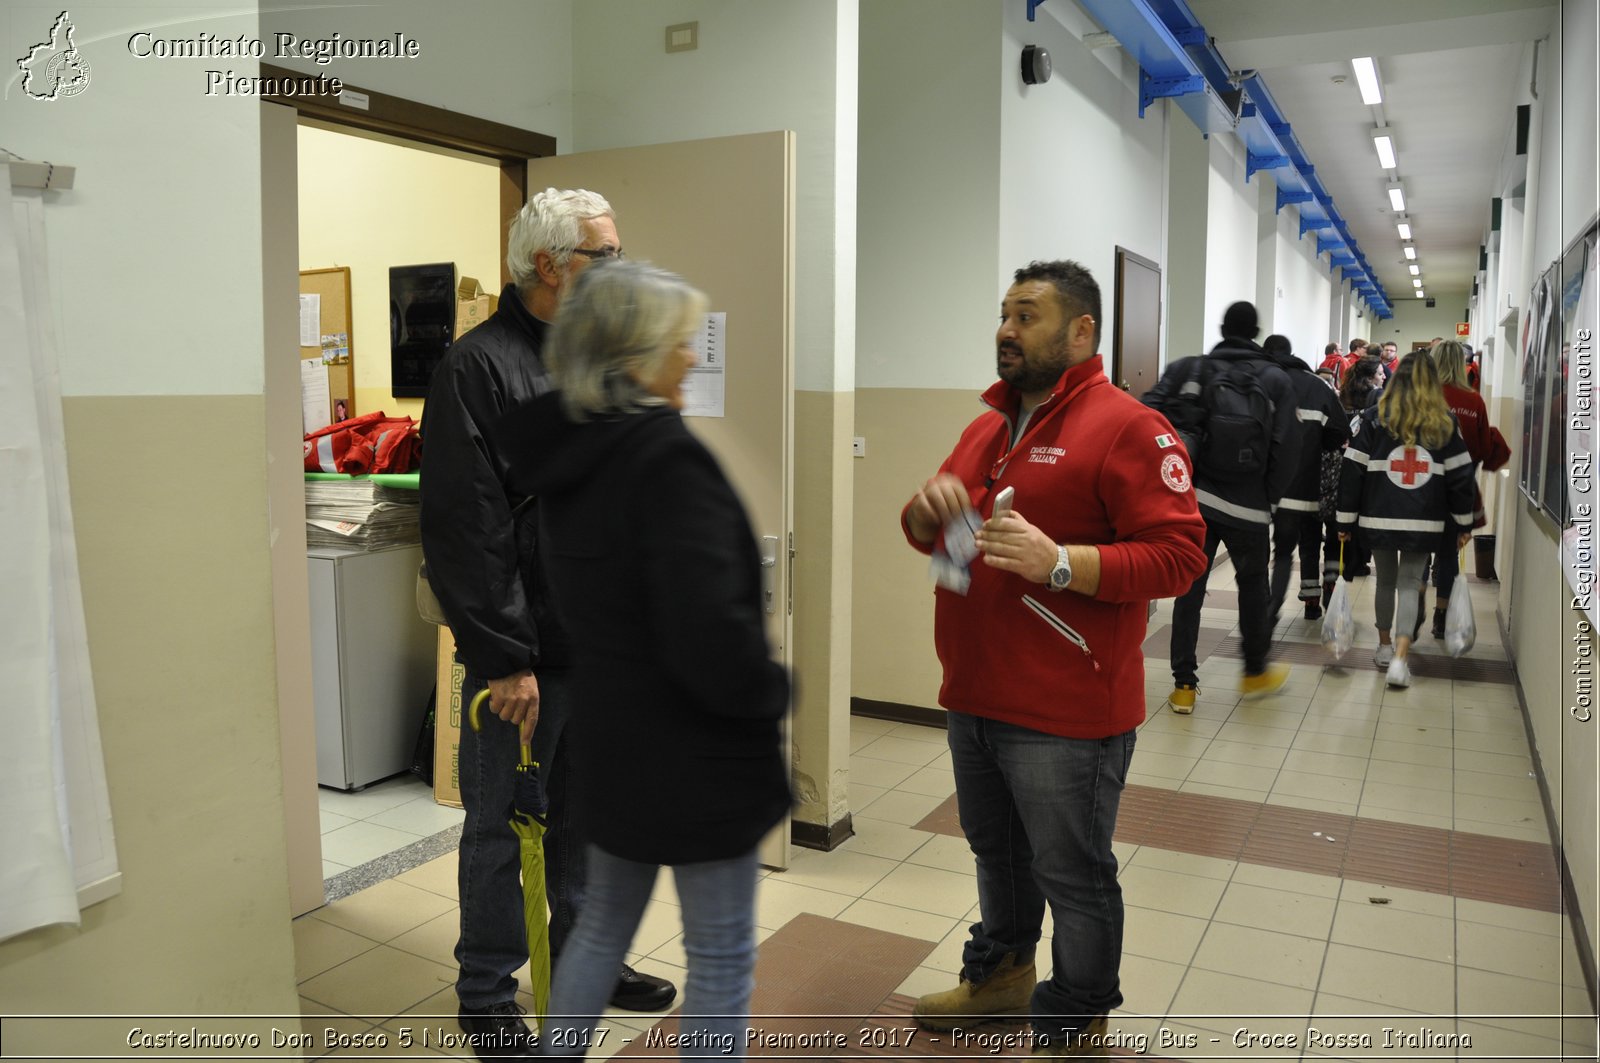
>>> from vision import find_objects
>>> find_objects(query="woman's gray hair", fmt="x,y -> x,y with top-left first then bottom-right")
1431,339 -> 1470,388
506,188 -> 615,288
545,261 -> 707,421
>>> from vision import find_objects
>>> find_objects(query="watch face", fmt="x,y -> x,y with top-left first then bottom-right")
1051,564 -> 1071,588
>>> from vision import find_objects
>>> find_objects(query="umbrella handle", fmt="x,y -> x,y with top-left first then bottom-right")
467,688 -> 537,769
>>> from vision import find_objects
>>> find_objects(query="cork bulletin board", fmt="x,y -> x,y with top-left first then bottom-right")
299,266 -> 354,425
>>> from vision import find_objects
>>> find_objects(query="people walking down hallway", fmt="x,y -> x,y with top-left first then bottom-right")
1260,335 -> 1348,627
1336,351 -> 1475,689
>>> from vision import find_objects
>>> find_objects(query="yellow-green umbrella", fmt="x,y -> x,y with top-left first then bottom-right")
469,690 -> 551,1026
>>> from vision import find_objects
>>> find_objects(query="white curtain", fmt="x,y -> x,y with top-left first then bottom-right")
0,163 -> 118,942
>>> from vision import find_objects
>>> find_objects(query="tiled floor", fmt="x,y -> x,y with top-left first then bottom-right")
319,774 -> 462,879
293,561 -> 1598,1059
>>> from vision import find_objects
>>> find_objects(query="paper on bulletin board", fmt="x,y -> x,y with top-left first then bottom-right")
299,294 -> 321,347
682,312 -> 725,419
301,359 -> 331,434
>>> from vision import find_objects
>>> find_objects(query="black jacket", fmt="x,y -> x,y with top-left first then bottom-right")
501,393 -> 790,865
1337,407 -> 1475,552
1142,338 -> 1300,529
1266,351 -> 1348,512
419,285 -> 569,679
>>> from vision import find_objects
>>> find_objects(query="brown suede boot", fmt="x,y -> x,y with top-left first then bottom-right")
911,954 -> 1036,1031
1031,1015 -> 1110,1057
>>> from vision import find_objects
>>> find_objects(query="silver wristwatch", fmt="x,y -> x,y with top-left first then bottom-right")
1048,545 -> 1072,591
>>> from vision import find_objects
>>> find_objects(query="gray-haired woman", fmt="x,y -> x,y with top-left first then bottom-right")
500,260 -> 790,1059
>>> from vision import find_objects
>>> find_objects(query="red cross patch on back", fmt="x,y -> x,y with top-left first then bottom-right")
1385,445 -> 1433,489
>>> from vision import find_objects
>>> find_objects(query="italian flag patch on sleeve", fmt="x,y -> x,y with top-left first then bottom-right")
1155,433 -> 1178,449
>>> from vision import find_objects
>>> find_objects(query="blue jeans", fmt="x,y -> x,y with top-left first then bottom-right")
542,845 -> 759,1060
456,664 -> 582,1008
946,712 -> 1135,1041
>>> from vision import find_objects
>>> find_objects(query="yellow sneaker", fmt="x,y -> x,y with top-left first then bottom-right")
912,954 -> 1035,1031
1168,684 -> 1197,714
1239,663 -> 1290,700
1031,1015 -> 1110,1057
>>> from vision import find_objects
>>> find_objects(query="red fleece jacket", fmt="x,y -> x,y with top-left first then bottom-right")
902,356 -> 1208,739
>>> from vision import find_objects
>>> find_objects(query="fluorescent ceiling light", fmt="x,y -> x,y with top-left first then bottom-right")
1372,128 -> 1397,169
1352,57 -> 1383,105
1387,183 -> 1407,212
1413,279 -> 1423,288
1397,221 -> 1413,240
1403,245 -> 1417,260
1415,291 -> 1426,298
1409,264 -> 1421,276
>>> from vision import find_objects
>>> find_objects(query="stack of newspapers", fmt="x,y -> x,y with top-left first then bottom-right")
305,478 -> 420,550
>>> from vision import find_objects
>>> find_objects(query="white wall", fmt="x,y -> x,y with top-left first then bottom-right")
3,1 -> 266,396
856,0 -> 1001,389
998,0 -> 1167,370
570,0 -> 854,394
1273,204 -> 1337,364
260,0 -> 573,148
1379,294 -> 1472,348
1204,135 -> 1261,343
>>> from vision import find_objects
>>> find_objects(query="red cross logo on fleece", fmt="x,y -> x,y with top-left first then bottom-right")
1385,445 -> 1433,489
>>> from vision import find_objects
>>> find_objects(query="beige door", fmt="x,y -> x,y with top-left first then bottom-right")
526,133 -> 795,868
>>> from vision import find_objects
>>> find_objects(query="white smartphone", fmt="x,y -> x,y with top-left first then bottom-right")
992,486 -> 1015,518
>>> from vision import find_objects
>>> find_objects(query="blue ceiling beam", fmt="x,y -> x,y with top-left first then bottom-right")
1030,0 -> 1395,318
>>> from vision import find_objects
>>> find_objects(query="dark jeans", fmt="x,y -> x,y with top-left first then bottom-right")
1172,520 -> 1272,683
946,712 -> 1135,1041
456,664 -> 581,1008
1269,509 -> 1323,620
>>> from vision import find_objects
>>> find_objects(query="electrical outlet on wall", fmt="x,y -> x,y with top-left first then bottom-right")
852,437 -> 866,458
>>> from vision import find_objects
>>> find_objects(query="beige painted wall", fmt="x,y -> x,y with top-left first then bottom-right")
792,391 -> 857,826
0,397 -> 299,1040
851,388 -> 994,711
296,123 -> 503,422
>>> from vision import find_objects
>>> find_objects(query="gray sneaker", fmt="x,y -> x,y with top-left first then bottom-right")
1374,644 -> 1394,669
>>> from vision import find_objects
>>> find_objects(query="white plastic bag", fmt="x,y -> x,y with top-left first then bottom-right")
1444,577 -> 1476,657
1322,579 -> 1355,661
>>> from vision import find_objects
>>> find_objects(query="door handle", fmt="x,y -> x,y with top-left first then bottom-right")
760,535 -> 779,615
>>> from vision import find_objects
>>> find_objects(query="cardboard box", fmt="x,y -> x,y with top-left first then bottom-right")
453,276 -> 498,340
433,626 -> 465,808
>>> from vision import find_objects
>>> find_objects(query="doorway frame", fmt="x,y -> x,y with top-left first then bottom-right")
259,68 -> 556,914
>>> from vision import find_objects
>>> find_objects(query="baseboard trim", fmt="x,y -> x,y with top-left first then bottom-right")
791,814 -> 854,852
1498,603 -> 1599,1012
850,697 -> 947,731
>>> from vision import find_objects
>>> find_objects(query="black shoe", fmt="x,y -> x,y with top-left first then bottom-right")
1431,608 -> 1448,639
1304,601 -> 1322,620
610,963 -> 677,1012
458,1001 -> 536,1060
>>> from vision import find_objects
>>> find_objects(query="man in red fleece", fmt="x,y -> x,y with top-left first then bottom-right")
900,260 -> 1207,1057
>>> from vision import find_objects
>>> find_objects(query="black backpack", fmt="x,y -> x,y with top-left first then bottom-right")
1186,357 -> 1276,481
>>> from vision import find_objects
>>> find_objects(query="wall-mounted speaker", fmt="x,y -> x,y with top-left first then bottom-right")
1425,297 -> 1437,309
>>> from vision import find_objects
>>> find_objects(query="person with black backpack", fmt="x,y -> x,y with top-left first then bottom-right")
1142,302 -> 1301,711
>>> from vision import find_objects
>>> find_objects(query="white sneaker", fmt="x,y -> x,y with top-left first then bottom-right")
1374,644 -> 1394,668
1386,654 -> 1411,688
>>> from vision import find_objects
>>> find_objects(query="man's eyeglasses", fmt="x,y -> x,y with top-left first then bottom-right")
571,247 -> 625,261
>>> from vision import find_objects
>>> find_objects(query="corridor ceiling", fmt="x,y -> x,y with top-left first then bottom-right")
1186,0 -> 1555,305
